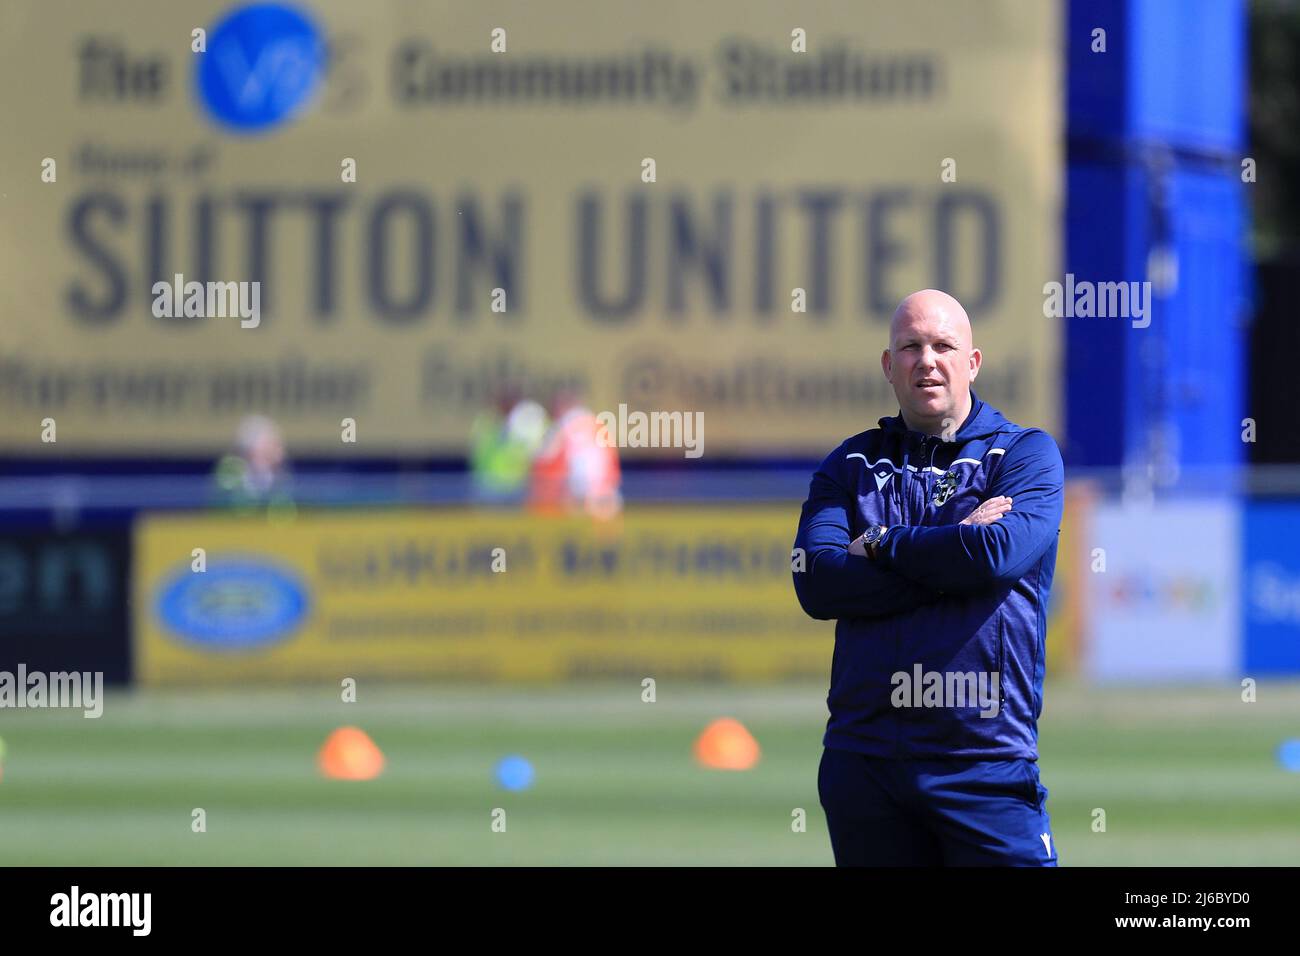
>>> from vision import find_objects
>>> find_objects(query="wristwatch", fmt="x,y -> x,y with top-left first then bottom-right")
862,525 -> 889,560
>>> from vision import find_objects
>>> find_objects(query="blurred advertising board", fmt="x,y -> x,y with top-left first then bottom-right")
1243,501 -> 1300,675
0,0 -> 1060,458
134,500 -> 1082,686
133,507 -> 831,684
1083,500 -> 1240,682
0,526 -> 131,684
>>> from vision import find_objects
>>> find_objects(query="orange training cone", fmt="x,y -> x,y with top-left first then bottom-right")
318,726 -> 385,780
693,717 -> 760,770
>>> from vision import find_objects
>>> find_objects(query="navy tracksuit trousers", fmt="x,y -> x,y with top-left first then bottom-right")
818,747 -> 1058,866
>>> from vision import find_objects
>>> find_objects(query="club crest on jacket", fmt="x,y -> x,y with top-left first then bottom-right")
931,470 -> 958,506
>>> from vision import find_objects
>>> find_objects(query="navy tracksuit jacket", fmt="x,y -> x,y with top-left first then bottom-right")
793,389 -> 1064,864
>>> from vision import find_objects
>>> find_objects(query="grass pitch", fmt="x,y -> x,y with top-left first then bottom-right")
1,680 -> 1298,865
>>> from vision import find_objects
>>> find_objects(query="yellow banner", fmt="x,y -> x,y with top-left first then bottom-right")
134,501 -> 1083,684
1044,482 -> 1091,678
0,0 -> 1060,457
133,507 -> 832,683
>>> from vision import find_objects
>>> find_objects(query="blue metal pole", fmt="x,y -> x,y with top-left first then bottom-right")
1065,0 -> 1248,485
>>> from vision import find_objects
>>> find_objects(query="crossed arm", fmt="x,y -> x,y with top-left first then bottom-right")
792,467 -> 943,621
875,430 -> 1064,594
791,430 -> 1064,620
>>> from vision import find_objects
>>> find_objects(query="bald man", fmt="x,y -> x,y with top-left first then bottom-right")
792,290 -> 1064,866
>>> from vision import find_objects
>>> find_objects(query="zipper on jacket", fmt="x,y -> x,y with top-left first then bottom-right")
998,611 -> 1007,707
895,434 -> 927,758
892,435 -> 909,758
925,436 -> 938,513
916,435 -> 933,518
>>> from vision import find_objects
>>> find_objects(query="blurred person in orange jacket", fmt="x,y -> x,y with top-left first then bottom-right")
528,389 -> 622,521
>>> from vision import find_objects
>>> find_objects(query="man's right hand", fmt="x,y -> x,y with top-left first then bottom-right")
960,496 -> 1012,526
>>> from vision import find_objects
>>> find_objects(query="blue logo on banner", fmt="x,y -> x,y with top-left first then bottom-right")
196,3 -> 325,132
1243,502 -> 1300,674
156,559 -> 309,649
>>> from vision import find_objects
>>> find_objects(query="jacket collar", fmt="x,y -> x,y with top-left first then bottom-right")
878,386 -> 1008,445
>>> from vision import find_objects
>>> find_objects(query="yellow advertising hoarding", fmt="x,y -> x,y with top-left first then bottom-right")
134,502 -> 1082,686
133,507 -> 833,684
0,0 -> 1060,457
1044,481 -> 1091,679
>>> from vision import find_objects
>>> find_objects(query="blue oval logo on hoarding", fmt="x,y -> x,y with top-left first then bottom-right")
156,559 -> 309,649
196,3 -> 325,132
